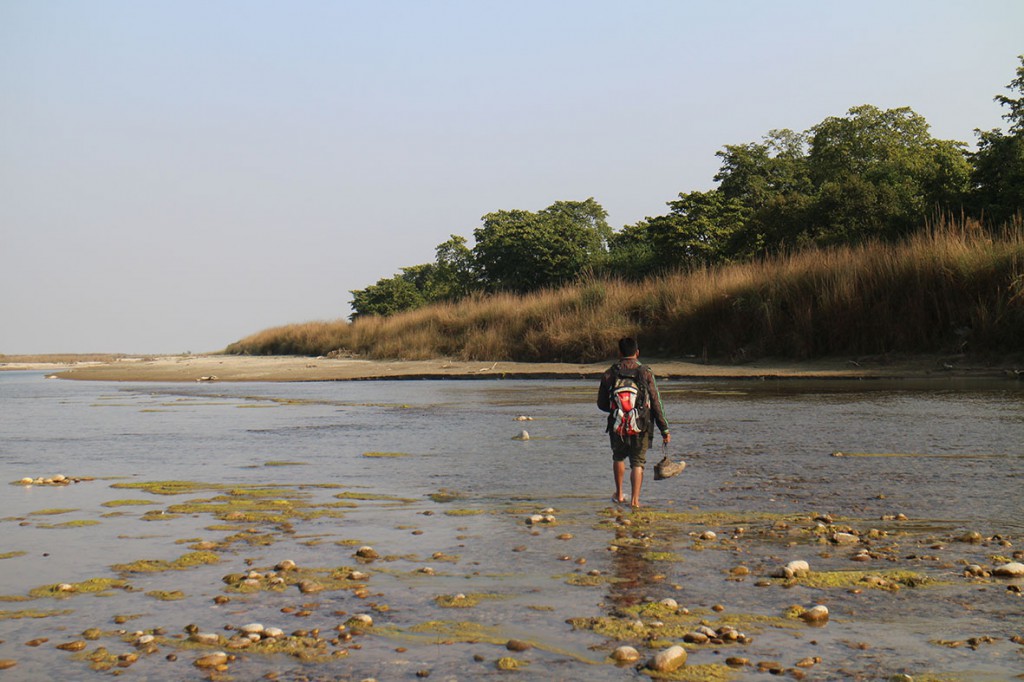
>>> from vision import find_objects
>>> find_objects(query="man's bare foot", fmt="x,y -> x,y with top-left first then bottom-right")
630,502 -> 641,509
612,495 -> 625,504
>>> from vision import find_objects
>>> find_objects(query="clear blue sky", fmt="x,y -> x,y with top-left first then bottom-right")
2,1 -> 1022,354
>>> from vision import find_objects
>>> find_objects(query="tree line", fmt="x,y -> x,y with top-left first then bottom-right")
350,56 -> 1024,319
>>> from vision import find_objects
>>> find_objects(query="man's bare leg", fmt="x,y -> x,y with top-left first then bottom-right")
613,459 -> 626,503
630,466 -> 644,508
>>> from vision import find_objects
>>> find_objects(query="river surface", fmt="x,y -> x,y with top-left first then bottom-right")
0,371 -> 1021,680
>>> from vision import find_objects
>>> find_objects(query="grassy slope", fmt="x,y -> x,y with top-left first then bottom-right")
226,224 -> 1024,364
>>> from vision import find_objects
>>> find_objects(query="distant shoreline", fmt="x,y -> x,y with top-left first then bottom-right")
2,353 -> 1019,383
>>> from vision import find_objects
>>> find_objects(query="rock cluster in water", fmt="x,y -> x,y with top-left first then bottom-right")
13,474 -> 93,486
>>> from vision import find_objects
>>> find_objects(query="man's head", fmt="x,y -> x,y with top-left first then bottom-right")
618,337 -> 639,358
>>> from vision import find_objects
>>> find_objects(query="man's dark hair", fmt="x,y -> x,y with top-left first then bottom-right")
618,337 -> 638,357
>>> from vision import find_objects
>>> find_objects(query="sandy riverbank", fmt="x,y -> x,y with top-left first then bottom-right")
3,353 -> 1017,382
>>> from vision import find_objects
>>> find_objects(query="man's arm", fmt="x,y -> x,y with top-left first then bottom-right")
645,367 -> 670,440
597,370 -> 612,413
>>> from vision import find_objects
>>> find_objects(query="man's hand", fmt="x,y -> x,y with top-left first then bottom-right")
662,432 -> 671,446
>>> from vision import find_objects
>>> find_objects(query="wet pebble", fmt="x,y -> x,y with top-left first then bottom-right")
348,571 -> 369,581
298,580 -> 325,594
505,639 -> 532,652
993,561 -> 1024,577
611,645 -> 640,662
832,532 -> 859,545
648,645 -> 687,672
346,614 -> 373,628
56,640 -> 87,652
275,559 -> 297,571
189,632 -> 221,645
800,605 -> 830,623
355,546 -> 379,559
512,430 -> 530,440
240,623 -> 264,636
774,560 -> 810,578
194,652 -> 229,669
25,638 -> 48,647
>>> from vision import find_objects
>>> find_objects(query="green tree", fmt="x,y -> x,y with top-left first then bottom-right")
431,234 -> 477,300
602,221 -> 658,280
472,198 -> 610,292
806,105 -> 970,243
971,55 -> 1024,227
644,190 -> 749,269
349,273 -> 426,319
714,129 -> 813,255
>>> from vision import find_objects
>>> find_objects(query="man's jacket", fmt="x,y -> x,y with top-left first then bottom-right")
597,358 -> 669,438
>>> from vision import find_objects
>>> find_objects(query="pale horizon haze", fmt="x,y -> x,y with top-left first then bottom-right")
2,1 -> 1022,354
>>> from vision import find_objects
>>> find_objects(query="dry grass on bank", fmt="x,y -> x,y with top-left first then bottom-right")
0,353 -> 133,365
227,220 -> 1024,363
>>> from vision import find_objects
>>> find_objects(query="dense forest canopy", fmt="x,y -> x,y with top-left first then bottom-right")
349,57 -> 1024,320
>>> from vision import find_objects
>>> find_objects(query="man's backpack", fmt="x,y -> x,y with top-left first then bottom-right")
609,366 -> 650,437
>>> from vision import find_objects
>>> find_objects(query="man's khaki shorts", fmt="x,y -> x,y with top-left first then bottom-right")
610,432 -> 650,468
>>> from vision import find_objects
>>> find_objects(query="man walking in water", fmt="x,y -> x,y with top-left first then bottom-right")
597,337 -> 670,508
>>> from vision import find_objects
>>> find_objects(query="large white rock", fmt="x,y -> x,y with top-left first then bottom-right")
993,561 -> 1024,577
649,645 -> 687,672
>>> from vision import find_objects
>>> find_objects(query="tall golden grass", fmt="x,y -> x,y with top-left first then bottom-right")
226,218 -> 1024,363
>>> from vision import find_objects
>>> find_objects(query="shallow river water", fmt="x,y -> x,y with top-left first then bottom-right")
0,371 -> 1021,681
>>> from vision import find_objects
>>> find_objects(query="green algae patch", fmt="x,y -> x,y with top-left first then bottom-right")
264,460 -> 309,466
37,520 -> 101,529
112,551 -> 220,574
434,592 -> 505,608
28,508 -> 79,516
645,663 -> 737,681
222,564 -> 366,595
784,569 -> 935,590
363,451 -> 411,458
571,608 -> 797,646
0,608 -> 74,619
385,619 -> 595,663
0,551 -> 27,560
110,480 -> 230,496
643,551 -> 687,562
140,510 -> 180,521
429,488 -> 463,503
335,492 -> 417,503
564,573 -> 624,587
568,615 -> 651,641
497,656 -> 526,670
29,578 -> 129,599
616,509 -> 804,529
146,590 -> 186,601
445,509 -> 486,517
161,489 -> 334,524
100,499 -> 160,507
